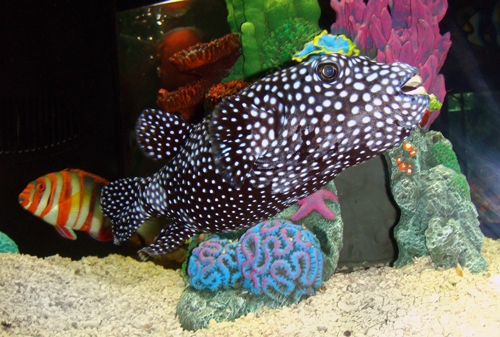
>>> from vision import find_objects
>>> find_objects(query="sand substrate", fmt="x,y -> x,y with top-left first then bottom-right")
1,238 -> 500,337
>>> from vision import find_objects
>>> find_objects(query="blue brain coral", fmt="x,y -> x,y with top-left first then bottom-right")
237,219 -> 323,303
187,236 -> 241,291
187,219 -> 323,304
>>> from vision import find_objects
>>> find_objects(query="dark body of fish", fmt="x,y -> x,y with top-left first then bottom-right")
101,54 -> 429,258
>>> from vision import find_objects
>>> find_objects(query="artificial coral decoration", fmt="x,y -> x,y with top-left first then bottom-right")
395,156 -> 413,175
187,219 -> 324,304
224,0 -> 321,79
290,188 -> 339,222
188,236 -> 241,291
330,0 -> 452,129
395,141 -> 418,176
169,33 -> 241,73
431,142 -> 463,178
156,33 -> 242,122
403,142 -> 417,157
156,80 -> 208,122
205,80 -> 249,109
237,220 -> 323,303
292,31 -> 360,62
157,27 -> 203,91
386,130 -> 486,273
0,232 -> 18,254
261,17 -> 320,71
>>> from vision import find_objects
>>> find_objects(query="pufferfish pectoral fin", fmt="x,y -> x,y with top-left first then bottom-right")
135,109 -> 193,161
137,222 -> 197,260
208,97 -> 283,188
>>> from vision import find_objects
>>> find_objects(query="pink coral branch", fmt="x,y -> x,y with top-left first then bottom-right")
330,0 -> 452,129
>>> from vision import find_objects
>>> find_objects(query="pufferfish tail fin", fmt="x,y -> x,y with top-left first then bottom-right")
101,177 -> 154,244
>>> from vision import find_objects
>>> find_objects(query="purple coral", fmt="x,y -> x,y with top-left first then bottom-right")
330,0 -> 451,128
187,219 -> 324,304
236,219 -> 323,303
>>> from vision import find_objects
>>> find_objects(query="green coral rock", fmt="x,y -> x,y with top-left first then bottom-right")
451,174 -> 471,200
432,141 -> 461,174
262,18 -> 319,71
0,232 -> 19,254
425,217 -> 486,273
224,0 -> 321,79
385,129 -> 486,273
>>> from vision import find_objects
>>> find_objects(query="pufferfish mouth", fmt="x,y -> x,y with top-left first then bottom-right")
400,74 -> 427,95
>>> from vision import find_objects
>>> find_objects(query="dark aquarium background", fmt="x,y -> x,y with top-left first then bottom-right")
0,2 -> 123,257
0,0 -> 499,265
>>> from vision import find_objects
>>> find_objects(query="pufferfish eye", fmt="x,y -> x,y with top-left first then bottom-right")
317,62 -> 339,82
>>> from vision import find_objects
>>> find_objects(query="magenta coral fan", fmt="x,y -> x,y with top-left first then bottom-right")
330,0 -> 452,128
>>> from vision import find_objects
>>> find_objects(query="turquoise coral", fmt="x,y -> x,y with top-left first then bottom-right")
293,31 -> 360,62
237,219 -> 323,303
0,232 -> 19,254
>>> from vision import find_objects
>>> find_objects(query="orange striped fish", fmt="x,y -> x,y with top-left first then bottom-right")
18,168 -> 113,241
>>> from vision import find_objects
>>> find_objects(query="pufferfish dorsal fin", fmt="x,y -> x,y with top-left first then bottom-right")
135,109 -> 193,161
208,96 -> 283,188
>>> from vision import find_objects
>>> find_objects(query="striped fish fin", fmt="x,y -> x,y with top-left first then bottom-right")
54,224 -> 77,240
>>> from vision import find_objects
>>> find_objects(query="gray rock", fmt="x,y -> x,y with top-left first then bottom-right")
335,156 -> 399,268
177,287 -> 284,331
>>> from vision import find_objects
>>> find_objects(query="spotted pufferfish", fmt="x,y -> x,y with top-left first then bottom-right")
101,53 -> 429,259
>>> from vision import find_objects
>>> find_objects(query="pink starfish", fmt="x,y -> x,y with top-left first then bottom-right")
290,188 -> 339,222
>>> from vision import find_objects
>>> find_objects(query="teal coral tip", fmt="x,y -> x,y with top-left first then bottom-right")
0,232 -> 19,254
293,31 -> 360,62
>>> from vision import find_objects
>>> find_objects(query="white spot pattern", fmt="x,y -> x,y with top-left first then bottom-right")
101,54 -> 430,257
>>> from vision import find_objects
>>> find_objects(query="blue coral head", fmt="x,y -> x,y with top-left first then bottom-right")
187,236 -> 241,291
187,219 -> 324,304
236,219 -> 324,304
